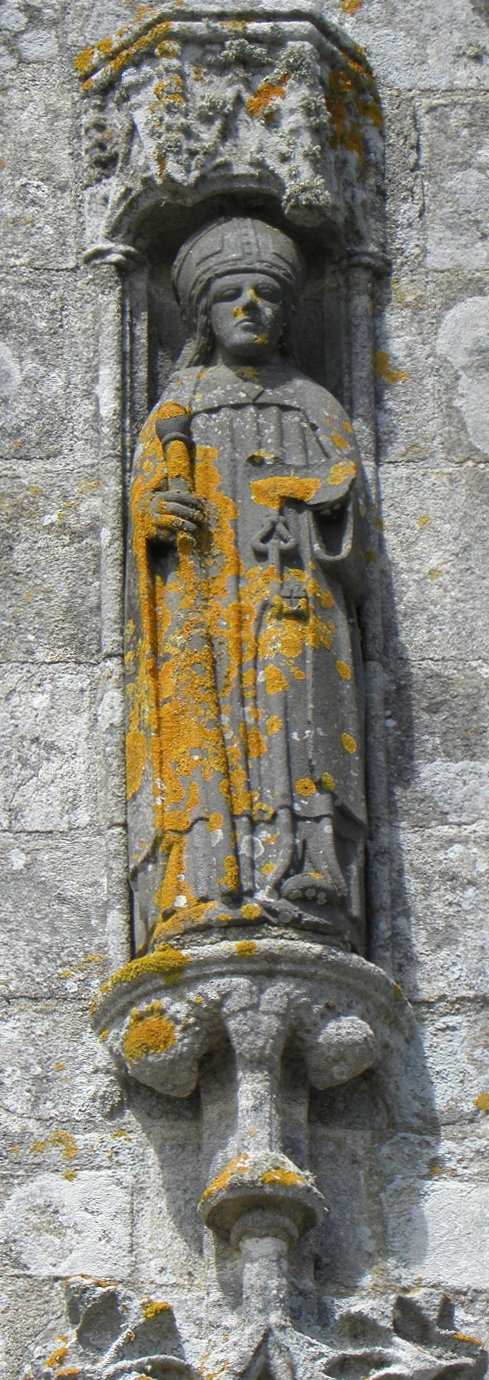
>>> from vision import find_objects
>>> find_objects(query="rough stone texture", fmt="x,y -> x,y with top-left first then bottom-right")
1,0 -> 489,1375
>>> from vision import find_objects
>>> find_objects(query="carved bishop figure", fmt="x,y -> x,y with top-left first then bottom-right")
125,217 -> 367,955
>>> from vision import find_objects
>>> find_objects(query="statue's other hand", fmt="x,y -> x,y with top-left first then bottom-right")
149,490 -> 206,542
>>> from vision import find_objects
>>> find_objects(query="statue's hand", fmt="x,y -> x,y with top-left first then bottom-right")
149,489 -> 206,542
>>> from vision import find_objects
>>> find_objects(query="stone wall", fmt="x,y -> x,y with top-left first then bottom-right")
1,0 -> 488,1375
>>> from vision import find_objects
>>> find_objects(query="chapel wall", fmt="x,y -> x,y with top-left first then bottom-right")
0,0 -> 488,1374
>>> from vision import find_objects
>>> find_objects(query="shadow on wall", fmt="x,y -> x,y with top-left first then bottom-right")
470,0 -> 489,18
309,1004 -> 440,1321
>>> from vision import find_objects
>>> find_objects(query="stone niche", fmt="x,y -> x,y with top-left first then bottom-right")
26,7 -> 488,1380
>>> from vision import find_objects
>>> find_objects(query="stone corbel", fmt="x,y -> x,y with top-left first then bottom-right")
92,937 -> 398,1321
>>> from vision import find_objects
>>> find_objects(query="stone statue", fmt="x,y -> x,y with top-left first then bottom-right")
125,217 -> 367,956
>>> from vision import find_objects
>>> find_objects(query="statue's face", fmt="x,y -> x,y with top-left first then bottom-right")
209,273 -> 285,364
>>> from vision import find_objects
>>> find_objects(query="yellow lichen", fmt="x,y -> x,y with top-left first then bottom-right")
100,946 -> 188,996
246,73 -> 290,117
250,476 -> 321,509
235,940 -> 258,956
341,0 -> 363,12
331,430 -> 349,450
50,1130 -> 77,1161
261,1167 -> 306,1187
428,568 -> 444,580
474,1093 -> 489,1113
44,1341 -> 68,1369
341,732 -> 357,754
141,1299 -> 172,1319
374,350 -> 409,384
327,461 -> 356,485
295,777 -> 316,797
321,772 -> 335,791
417,514 -> 432,530
241,903 -> 261,921
200,1154 -> 249,1203
335,659 -> 351,680
123,1002 -> 175,1062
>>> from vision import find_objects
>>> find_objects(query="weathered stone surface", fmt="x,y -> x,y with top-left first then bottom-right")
1,0 -> 489,1373
0,275 -> 101,465
413,1003 -> 489,1127
0,69 -> 76,270
0,666 -> 99,831
340,0 -> 489,92
390,826 -> 489,1000
0,462 -> 101,664
375,271 -> 489,466
420,99 -> 489,272
436,293 -> 489,454
0,831 -> 113,998
0,1169 -> 132,1278
380,462 -> 489,663
383,1178 -> 489,1293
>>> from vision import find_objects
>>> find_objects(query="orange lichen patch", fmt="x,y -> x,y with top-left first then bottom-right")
474,1093 -> 489,1113
417,514 -> 432,530
341,732 -> 357,754
335,660 -> 352,680
250,476 -> 320,509
55,1370 -> 82,1378
266,715 -> 282,735
374,350 -> 409,384
123,1002 -> 175,1063
235,940 -> 258,956
321,772 -> 335,791
219,854 -> 240,893
327,460 -> 356,485
341,0 -> 363,12
246,73 -> 290,117
125,728 -> 147,799
44,1341 -> 68,1369
261,1166 -> 306,1187
141,1299 -> 172,1319
101,946 -> 188,995
261,664 -> 289,695
243,725 -> 267,759
331,62 -> 382,152
295,777 -> 316,797
207,812 -> 224,831
331,430 -> 349,450
454,1335 -> 483,1346
200,1154 -> 249,1203
74,17 -> 171,88
50,1131 -> 77,1161
241,902 -> 261,920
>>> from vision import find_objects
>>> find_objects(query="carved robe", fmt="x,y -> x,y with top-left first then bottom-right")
126,360 -> 367,953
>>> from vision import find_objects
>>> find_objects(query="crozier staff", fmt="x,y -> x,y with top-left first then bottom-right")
126,217 -> 367,955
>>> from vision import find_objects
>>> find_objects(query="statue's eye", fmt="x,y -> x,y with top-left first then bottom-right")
216,286 -> 240,302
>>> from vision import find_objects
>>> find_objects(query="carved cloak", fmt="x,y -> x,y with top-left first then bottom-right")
125,360 -> 367,952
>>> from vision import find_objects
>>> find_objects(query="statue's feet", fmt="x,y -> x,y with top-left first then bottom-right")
281,867 -> 347,910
